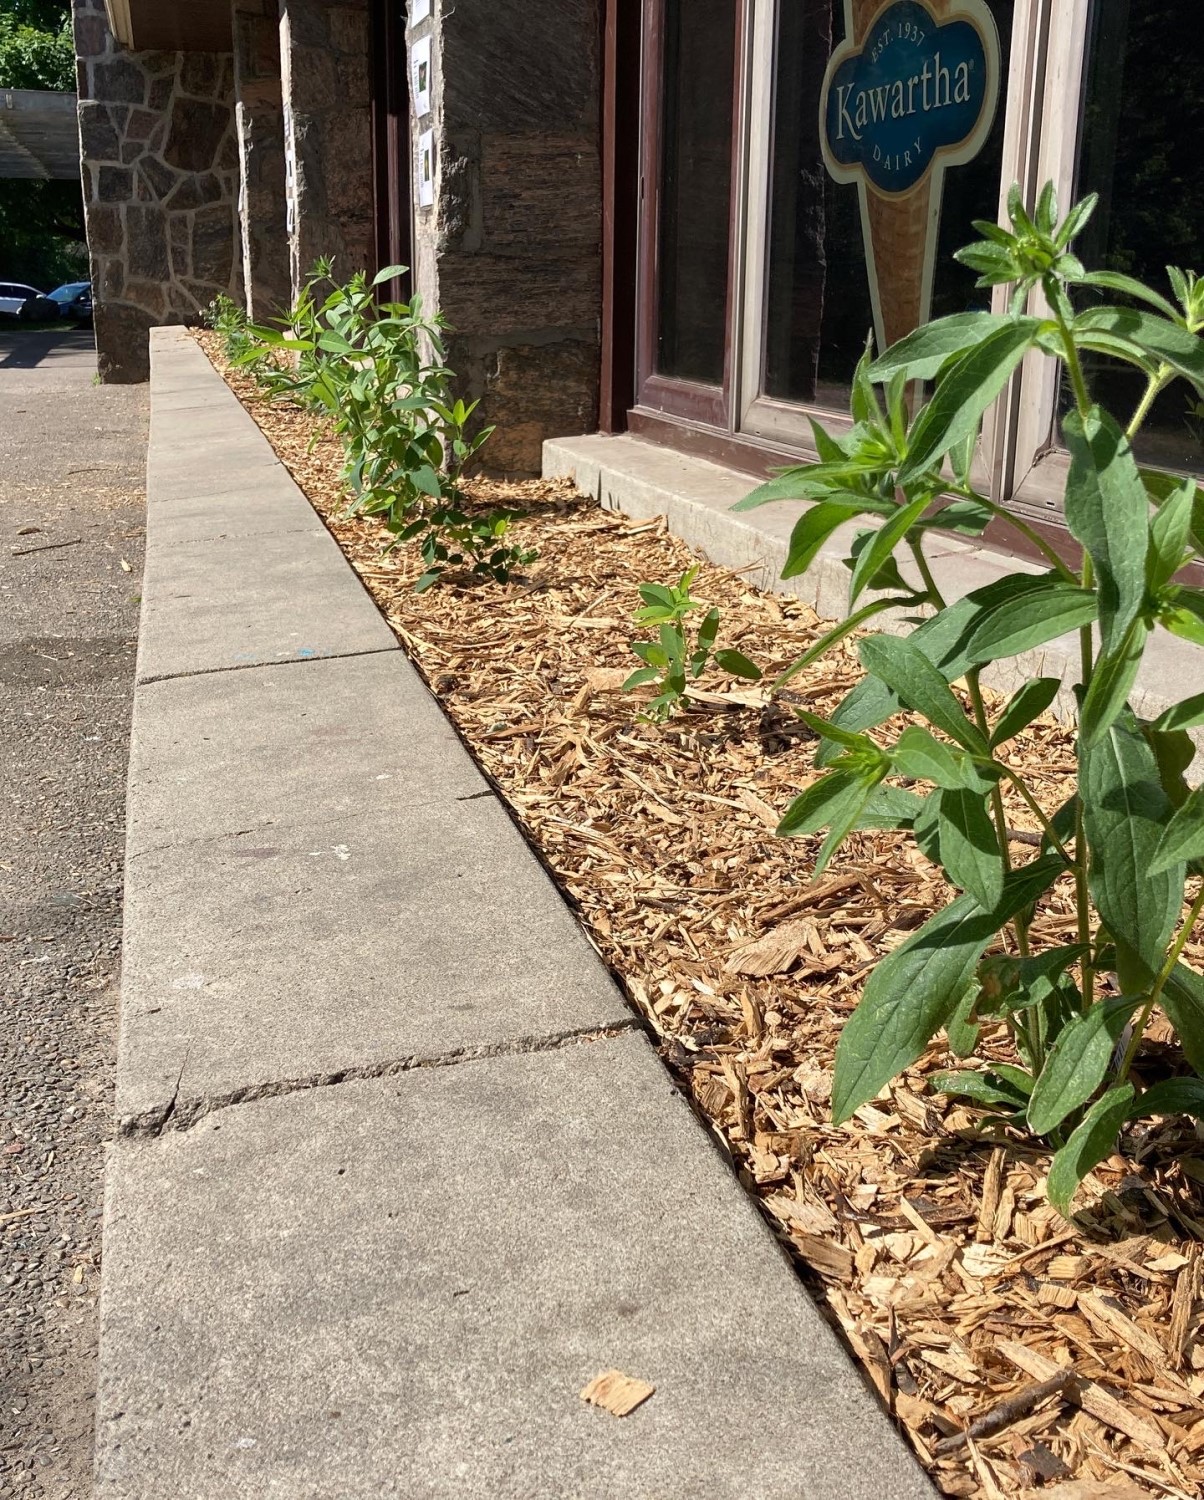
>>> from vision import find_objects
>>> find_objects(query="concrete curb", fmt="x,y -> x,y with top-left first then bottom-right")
543,432 -> 1203,770
96,328 -> 933,1497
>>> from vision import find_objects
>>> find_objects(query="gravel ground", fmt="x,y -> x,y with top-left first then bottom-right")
0,330 -> 147,1499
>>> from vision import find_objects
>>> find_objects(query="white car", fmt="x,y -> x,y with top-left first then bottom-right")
0,282 -> 59,320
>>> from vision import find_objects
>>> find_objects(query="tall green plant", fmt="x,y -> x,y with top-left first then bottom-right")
740,184 -> 1204,1214
238,262 -> 533,589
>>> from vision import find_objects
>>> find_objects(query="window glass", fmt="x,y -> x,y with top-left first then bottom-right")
655,0 -> 736,385
762,0 -> 1013,408
1069,0 -> 1204,471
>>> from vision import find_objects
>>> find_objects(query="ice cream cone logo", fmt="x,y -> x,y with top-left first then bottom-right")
820,0 -> 1001,354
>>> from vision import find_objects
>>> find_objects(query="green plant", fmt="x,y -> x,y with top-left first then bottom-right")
204,293 -> 261,368
624,567 -> 762,721
739,183 -> 1204,1214
236,262 -> 533,589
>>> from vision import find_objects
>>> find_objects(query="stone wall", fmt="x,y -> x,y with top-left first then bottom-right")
279,0 -> 374,294
410,0 -> 602,474
73,0 -> 241,382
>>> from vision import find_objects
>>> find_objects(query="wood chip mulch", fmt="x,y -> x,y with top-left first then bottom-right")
197,330 -> 1204,1500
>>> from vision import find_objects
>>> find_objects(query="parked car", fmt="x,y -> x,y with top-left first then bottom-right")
46,281 -> 93,322
0,282 -> 59,321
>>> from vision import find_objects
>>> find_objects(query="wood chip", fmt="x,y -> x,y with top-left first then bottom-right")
579,1369 -> 656,1417
997,1342 -> 1165,1453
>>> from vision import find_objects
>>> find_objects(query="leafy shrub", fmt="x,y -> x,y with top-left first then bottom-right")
740,184 -> 1204,1213
235,261 -> 533,589
624,567 -> 761,721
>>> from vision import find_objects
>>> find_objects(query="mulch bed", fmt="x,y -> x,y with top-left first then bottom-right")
197,330 -> 1204,1500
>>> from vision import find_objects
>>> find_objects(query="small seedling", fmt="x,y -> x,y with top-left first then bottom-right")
624,567 -> 761,721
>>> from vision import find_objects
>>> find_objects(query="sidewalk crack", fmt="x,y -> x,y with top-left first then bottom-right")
118,1020 -> 642,1139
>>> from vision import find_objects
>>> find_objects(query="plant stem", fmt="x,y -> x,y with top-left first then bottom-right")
951,486 -> 1079,582
1126,366 -> 1172,442
908,535 -> 947,610
1118,881 -> 1204,1083
998,766 -> 1075,868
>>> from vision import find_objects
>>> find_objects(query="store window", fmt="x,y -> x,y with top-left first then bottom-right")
755,0 -> 1011,422
1070,0 -> 1204,472
633,0 -> 1204,527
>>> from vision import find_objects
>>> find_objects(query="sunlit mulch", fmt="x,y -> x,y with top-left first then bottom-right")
197,331 -> 1204,1500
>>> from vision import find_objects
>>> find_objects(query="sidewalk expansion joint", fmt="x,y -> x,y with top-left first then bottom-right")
136,642 -> 398,687
119,1019 -> 643,1140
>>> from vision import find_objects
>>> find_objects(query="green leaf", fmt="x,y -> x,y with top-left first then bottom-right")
777,771 -> 867,838
868,314 -> 1028,382
831,857 -> 1062,1124
1082,714 -> 1185,981
1062,406 -> 1149,654
412,464 -> 443,499
1129,1077 -> 1204,1121
371,263 -> 409,286
772,596 -> 916,693
696,608 -> 720,655
853,785 -> 926,830
939,787 -> 1005,909
1149,786 -> 1204,874
637,582 -> 676,613
814,777 -> 882,875
818,576 -> 1066,763
1077,270 -> 1179,320
892,725 -> 971,790
712,648 -> 762,681
974,946 -> 1088,1019
1151,691 -> 1204,732
919,497 -> 993,536
1079,619 -> 1149,746
929,1069 -> 1031,1109
1160,964 -> 1204,1075
990,677 -> 1062,748
946,983 -> 981,1058
912,788 -> 945,865
795,710 -> 880,756
1159,585 -> 1204,647
966,578 -> 1098,661
1047,1085 -> 1134,1217
1146,726 -> 1195,810
1026,995 -> 1142,1135
859,634 -> 986,753
622,666 -> 660,691
782,503 -> 863,580
848,495 -> 930,606
900,322 -> 1039,481
1146,478 -> 1196,592
1075,307 -> 1204,391
1054,192 -> 1098,248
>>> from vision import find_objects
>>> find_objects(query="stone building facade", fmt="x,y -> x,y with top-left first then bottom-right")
74,0 -> 602,466
73,0 -> 242,382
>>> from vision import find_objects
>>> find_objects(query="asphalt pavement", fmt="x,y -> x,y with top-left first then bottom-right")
0,327 -> 146,1500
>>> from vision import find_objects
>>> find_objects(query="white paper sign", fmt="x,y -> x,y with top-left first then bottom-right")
417,128 -> 434,208
411,36 -> 432,118
410,0 -> 431,24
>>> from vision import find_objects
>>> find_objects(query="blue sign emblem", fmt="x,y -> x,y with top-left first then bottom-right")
821,0 -> 999,197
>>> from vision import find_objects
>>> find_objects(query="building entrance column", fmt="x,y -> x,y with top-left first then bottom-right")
232,0 -> 291,321
279,0 -> 374,295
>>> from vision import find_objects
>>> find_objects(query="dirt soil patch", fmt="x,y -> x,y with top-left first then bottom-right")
198,330 -> 1204,1500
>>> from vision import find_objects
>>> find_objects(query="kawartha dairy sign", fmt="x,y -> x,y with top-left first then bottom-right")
819,0 -> 1001,351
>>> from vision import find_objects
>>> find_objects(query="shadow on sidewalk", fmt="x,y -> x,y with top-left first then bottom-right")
0,326 -> 97,369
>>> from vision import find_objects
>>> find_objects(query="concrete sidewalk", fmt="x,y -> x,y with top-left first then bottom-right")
95,327 -> 932,1498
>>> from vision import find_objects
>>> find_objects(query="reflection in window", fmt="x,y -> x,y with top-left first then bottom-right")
762,0 -> 1012,408
656,0 -> 736,386
1071,0 -> 1204,471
